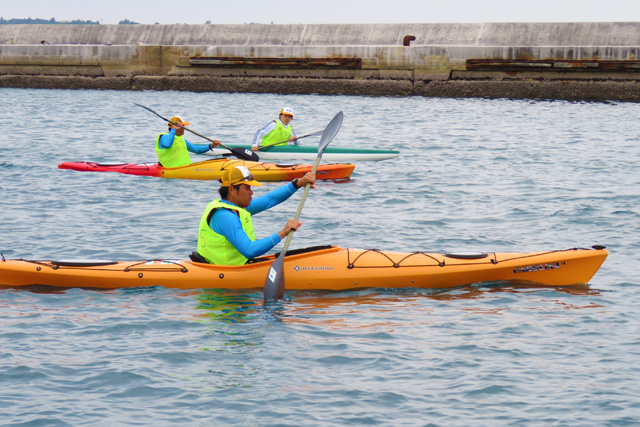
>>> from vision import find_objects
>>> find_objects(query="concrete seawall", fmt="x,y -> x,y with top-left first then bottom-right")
1,23 -> 639,101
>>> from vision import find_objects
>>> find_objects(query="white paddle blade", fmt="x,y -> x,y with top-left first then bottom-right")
318,112 -> 343,154
264,253 -> 285,302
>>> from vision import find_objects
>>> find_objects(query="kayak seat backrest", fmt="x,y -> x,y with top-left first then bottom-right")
189,251 -> 209,263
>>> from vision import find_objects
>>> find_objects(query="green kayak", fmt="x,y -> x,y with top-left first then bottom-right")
207,144 -> 399,161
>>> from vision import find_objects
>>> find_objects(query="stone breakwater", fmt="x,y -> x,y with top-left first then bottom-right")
1,23 -> 639,101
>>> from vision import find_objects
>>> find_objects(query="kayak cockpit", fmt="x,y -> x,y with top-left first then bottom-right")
189,245 -> 336,264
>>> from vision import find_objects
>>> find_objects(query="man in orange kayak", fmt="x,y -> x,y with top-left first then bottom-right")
196,165 -> 316,265
155,116 -> 220,167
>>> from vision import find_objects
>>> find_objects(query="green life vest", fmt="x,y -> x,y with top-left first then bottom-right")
261,120 -> 292,148
197,199 -> 256,265
155,132 -> 192,168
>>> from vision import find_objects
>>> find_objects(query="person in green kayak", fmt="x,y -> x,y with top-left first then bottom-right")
195,165 -> 316,265
251,107 -> 298,151
156,116 -> 220,168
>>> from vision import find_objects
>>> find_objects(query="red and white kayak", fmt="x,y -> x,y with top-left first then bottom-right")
58,158 -> 355,181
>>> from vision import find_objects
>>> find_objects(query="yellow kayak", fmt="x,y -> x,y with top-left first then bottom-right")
58,158 -> 355,181
0,245 -> 608,291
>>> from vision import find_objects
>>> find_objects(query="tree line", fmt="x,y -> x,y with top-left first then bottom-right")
0,17 -> 140,25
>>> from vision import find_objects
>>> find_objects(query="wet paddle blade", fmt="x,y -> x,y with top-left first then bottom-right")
318,111 -> 343,154
264,252 -> 285,302
227,146 -> 260,162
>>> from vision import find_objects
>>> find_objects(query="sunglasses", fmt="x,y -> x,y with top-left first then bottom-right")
230,173 -> 255,186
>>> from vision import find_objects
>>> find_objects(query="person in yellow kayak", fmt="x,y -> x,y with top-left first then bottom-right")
195,165 -> 316,265
156,116 -> 220,167
251,107 -> 298,151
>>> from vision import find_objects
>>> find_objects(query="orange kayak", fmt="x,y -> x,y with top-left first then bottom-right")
58,158 -> 355,181
0,245 -> 608,291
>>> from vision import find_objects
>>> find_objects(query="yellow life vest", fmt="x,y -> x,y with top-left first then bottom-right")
261,120 -> 292,148
155,132 -> 191,167
197,199 -> 256,265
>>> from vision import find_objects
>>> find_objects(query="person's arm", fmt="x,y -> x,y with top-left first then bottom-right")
291,128 -> 298,145
160,129 -> 218,153
185,139 -> 217,154
251,121 -> 277,150
247,182 -> 298,215
247,172 -> 316,215
158,128 -> 177,149
211,208 -> 281,259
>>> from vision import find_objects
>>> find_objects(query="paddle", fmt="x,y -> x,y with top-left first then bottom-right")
259,130 -> 325,150
134,103 -> 260,162
263,111 -> 344,302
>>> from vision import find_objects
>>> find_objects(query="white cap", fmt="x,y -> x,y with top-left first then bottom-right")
280,107 -> 294,117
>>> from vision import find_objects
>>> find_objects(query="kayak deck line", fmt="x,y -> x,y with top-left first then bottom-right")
19,247 -> 594,271
24,259 -> 190,272
0,245 -> 608,291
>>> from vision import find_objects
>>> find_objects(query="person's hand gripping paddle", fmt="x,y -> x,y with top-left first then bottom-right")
263,112 -> 344,302
134,104 -> 260,162
259,130 -> 325,150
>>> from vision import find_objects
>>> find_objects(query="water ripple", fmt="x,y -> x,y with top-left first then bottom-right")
1,89 -> 640,426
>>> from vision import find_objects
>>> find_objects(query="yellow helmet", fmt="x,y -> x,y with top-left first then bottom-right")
220,166 -> 263,187
168,116 -> 190,127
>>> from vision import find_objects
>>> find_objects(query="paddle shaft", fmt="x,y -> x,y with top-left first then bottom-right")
135,104 -> 222,147
263,111 -> 343,301
134,103 -> 258,161
259,130 -> 324,150
279,154 -> 322,252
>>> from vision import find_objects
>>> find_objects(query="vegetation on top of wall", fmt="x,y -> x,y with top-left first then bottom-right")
0,17 -> 142,25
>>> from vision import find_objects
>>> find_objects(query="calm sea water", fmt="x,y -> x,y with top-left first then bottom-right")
1,88 -> 639,426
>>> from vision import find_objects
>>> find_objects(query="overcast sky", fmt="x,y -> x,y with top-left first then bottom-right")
2,0 -> 639,25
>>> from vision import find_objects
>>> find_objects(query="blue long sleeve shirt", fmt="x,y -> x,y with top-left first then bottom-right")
158,128 -> 212,154
209,182 -> 300,259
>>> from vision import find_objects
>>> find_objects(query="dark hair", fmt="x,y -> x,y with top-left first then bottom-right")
218,185 -> 229,199
218,183 -> 242,199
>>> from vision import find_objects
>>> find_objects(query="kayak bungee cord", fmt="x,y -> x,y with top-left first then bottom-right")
344,248 -> 605,269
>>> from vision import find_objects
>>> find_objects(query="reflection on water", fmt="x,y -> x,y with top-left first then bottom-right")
194,289 -> 261,323
191,282 -> 602,330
